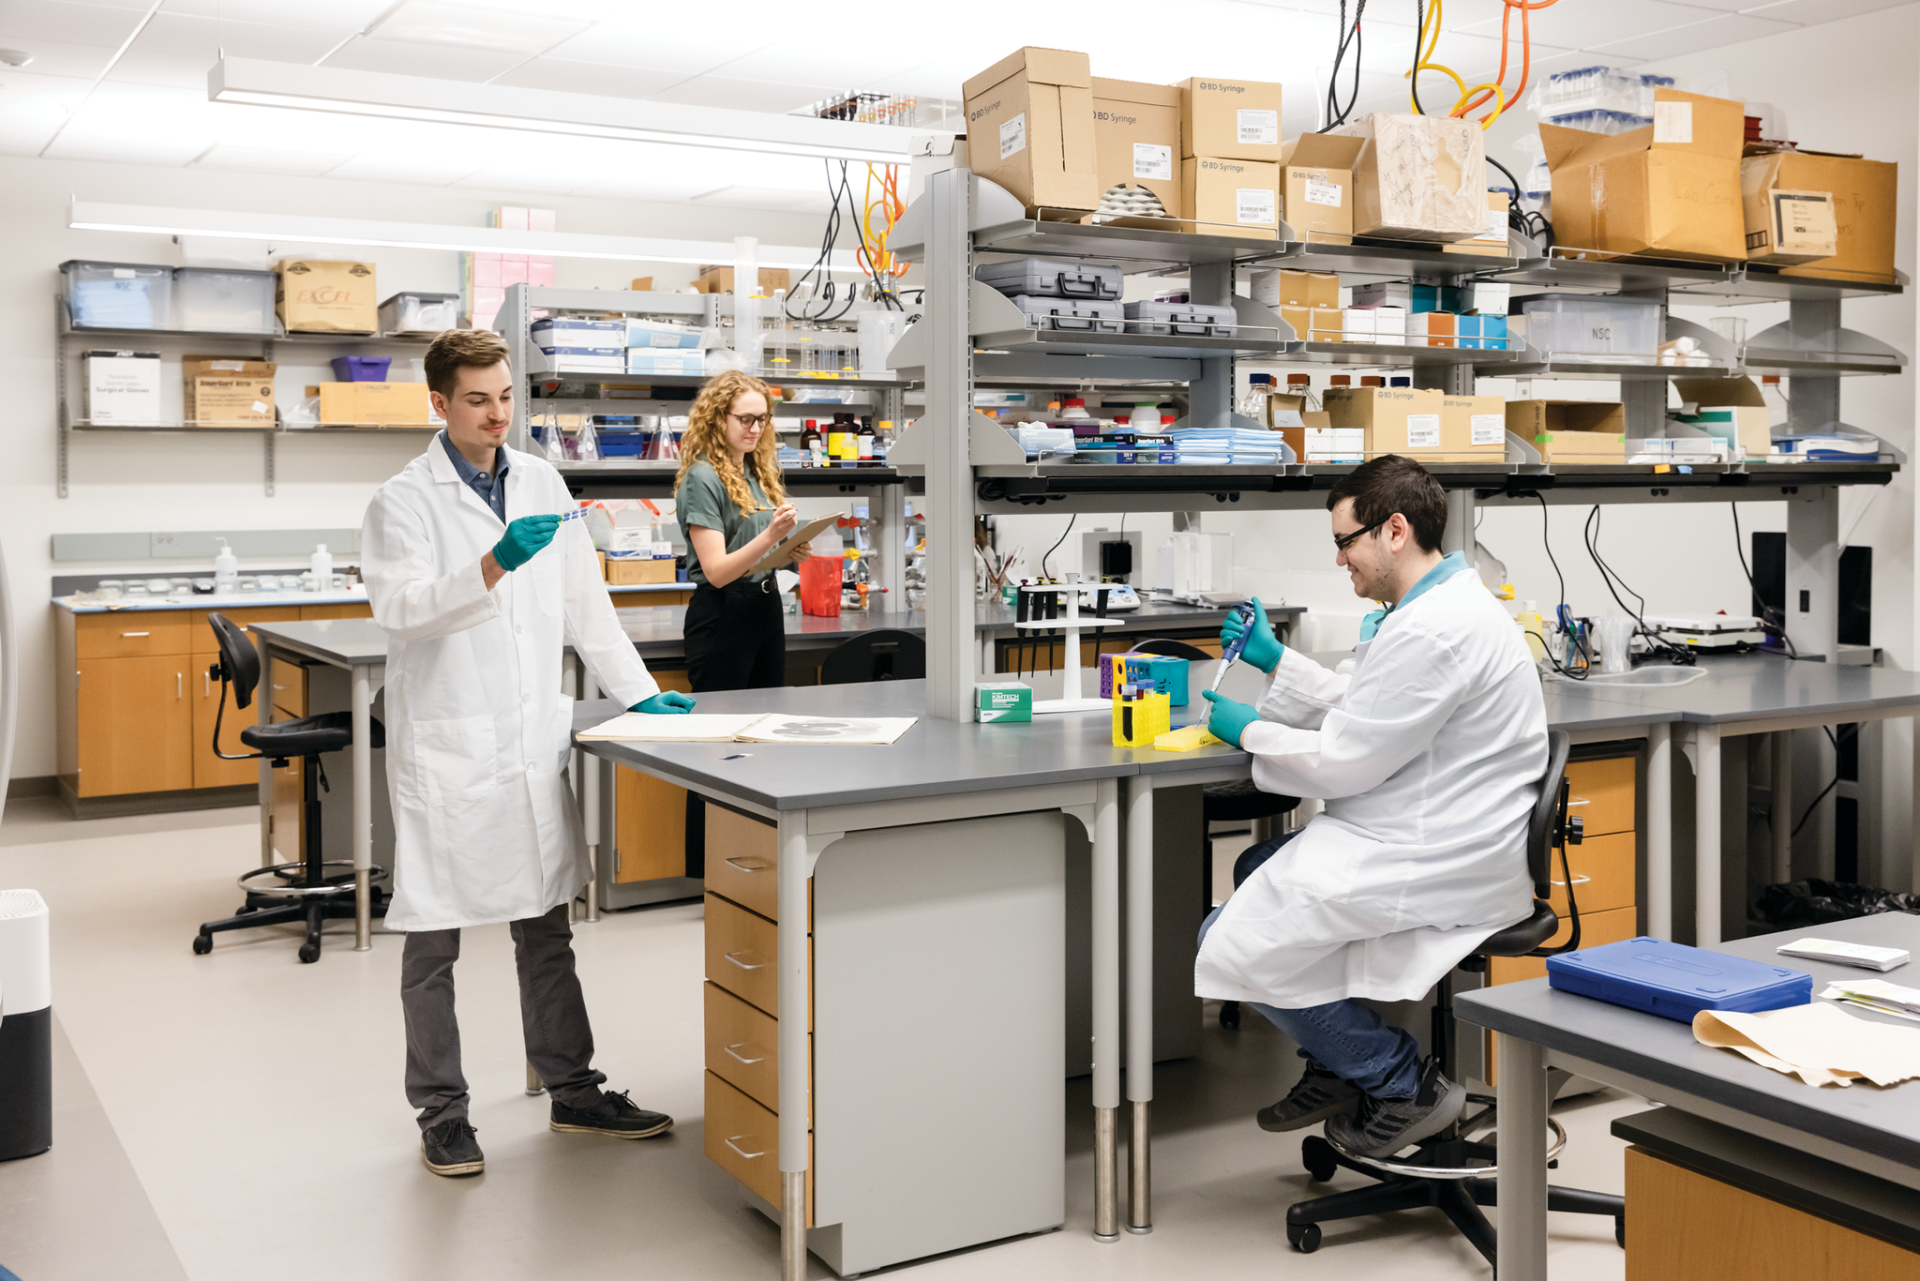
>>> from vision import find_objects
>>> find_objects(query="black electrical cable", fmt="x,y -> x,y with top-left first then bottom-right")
1411,0 -> 1426,115
1320,0 -> 1369,131
1789,723 -> 1859,836
1582,505 -> 1695,666
1730,503 -> 1802,659
1041,513 -> 1076,580
1532,494 -> 1590,679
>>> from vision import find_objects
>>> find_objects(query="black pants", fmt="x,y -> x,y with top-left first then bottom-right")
683,578 -> 787,875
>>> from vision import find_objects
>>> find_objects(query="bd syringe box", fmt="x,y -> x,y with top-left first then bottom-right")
83,350 -> 162,424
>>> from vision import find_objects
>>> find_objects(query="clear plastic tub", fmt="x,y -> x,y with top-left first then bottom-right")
1520,296 -> 1662,357
174,267 -> 276,333
62,261 -> 172,330
378,291 -> 461,335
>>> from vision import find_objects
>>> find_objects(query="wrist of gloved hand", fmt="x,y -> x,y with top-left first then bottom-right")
632,690 -> 697,715
1201,690 -> 1261,748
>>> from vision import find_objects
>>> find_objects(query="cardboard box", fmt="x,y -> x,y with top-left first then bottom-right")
1279,133 -> 1364,242
1181,156 -> 1279,239
606,556 -> 677,586
1741,188 -> 1836,265
84,350 -> 162,424
1506,400 -> 1628,463
1323,386 -> 1446,457
1741,150 -> 1896,280
1265,392 -> 1309,461
1541,89 -> 1746,262
1438,394 -> 1510,462
693,266 -> 792,295
963,47 -> 1099,215
1342,307 -> 1376,344
629,277 -> 654,291
1336,113 -> 1488,242
1673,377 -> 1773,459
1443,192 -> 1513,257
1277,270 -> 1340,308
1408,311 -> 1455,347
185,356 -> 275,426
1177,77 -> 1283,162
309,381 -> 433,426
1281,305 -> 1344,342
275,260 -> 377,333
1089,77 -> 1184,223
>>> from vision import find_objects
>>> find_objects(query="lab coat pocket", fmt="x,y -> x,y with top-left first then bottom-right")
412,715 -> 499,809
553,693 -> 577,771
533,546 -> 566,618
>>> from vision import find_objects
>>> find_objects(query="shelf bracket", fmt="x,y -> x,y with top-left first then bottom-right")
265,430 -> 276,498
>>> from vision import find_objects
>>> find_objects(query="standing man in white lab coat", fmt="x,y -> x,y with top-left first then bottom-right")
362,328 -> 697,1178
1197,455 -> 1543,1158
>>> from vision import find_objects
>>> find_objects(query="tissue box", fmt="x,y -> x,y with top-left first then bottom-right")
976,682 -> 1034,723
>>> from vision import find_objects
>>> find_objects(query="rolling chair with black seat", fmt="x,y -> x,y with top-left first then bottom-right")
192,612 -> 387,964
1282,730 -> 1624,1259
820,629 -> 926,685
1130,637 -> 1302,1029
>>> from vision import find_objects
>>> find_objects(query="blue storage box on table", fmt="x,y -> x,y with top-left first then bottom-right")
1546,937 -> 1812,1022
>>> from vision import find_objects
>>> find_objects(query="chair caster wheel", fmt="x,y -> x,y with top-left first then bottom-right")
1287,1222 -> 1321,1253
1615,1213 -> 1626,1248
1302,1136 -> 1339,1183
1219,1001 -> 1241,1029
298,942 -> 320,964
192,934 -> 212,955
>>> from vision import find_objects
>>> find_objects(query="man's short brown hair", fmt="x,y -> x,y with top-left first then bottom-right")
424,328 -> 510,398
1327,454 -> 1448,552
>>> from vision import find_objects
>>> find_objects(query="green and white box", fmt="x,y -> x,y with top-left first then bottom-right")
975,682 -> 1033,723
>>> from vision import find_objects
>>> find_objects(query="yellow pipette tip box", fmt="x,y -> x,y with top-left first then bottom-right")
1153,724 -> 1221,752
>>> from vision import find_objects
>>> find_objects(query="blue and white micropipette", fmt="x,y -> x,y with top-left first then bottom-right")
1210,601 -> 1257,693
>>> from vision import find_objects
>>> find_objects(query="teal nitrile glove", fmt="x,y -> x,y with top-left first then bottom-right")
1201,690 -> 1261,748
492,513 -> 563,572
1222,596 -> 1284,673
632,691 -> 697,715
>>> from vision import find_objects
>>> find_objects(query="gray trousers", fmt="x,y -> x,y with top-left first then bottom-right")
401,903 -> 607,1130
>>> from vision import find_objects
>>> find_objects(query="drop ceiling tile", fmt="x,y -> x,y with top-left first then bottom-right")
105,49 -> 209,90
1743,0 -> 1912,21
537,14 -> 768,75
447,164 -> 607,195
0,0 -> 149,47
690,186 -> 836,215
0,38 -> 118,80
131,13 -> 340,64
320,36 -> 528,81
646,74 -> 844,114
566,172 -> 714,202
45,130 -> 212,165
1471,0 -> 1724,46
1590,11 -> 1799,58
190,143 -> 354,175
490,57 -> 684,99
158,0 -> 396,27
320,153 -> 492,186
366,0 -> 592,55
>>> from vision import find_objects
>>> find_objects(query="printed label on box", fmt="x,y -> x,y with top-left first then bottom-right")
1305,176 -> 1343,207
1236,188 -> 1276,225
1471,414 -> 1505,446
1237,108 -> 1279,146
1653,101 -> 1692,145
1405,414 -> 1441,449
1000,112 -> 1027,160
1133,142 -> 1173,181
1487,210 -> 1507,241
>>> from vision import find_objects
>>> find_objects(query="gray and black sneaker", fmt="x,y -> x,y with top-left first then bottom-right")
1324,1058 -> 1466,1158
1257,1058 -> 1362,1132
550,1089 -> 674,1140
421,1117 -> 484,1177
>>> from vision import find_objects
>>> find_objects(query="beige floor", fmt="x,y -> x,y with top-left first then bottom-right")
0,799 -> 1634,1280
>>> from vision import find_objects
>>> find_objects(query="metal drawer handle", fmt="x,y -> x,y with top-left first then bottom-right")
1551,874 -> 1593,887
724,856 -> 771,873
121,631 -> 150,637
1566,797 -> 1592,806
725,951 -> 766,971
724,1043 -> 766,1065
725,1135 -> 766,1160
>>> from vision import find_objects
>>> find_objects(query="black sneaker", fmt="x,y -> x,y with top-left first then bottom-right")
550,1089 -> 674,1140
1324,1058 -> 1466,1158
1257,1058 -> 1362,1132
421,1118 -> 484,1177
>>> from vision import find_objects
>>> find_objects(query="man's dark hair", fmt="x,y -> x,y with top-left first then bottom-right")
423,327 -> 510,398
1326,454 -> 1447,553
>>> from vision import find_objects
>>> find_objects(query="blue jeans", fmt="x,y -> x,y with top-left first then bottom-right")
1202,833 -> 1422,1100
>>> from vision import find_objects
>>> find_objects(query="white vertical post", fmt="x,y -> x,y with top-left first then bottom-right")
733,235 -> 760,371
352,665 -> 374,951
1123,776 -> 1154,1234
1645,722 -> 1672,939
1092,777 -> 1121,1242
258,640 -> 274,867
1695,725 -> 1723,947
922,168 -> 977,722
1785,486 -> 1841,664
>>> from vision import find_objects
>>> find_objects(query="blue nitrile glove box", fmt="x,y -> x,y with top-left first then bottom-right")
1546,937 -> 1812,1022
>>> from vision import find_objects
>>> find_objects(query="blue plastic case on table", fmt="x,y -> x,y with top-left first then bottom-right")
1546,937 -> 1812,1023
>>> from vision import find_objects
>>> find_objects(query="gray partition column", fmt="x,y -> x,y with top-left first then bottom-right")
921,168 -> 976,723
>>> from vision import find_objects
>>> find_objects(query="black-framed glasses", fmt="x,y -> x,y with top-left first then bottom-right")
729,412 -> 773,429
1332,516 -> 1390,553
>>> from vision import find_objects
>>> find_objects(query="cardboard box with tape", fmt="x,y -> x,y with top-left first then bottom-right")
1439,394 -> 1510,462
1506,399 -> 1627,463
1281,305 -> 1345,343
1741,149 -> 1896,279
1089,77 -> 1184,225
1443,192 -> 1513,257
1177,77 -> 1283,162
276,260 -> 378,333
185,356 -> 276,426
963,47 -> 1099,216
1182,156 -> 1279,239
1335,113 -> 1487,241
1673,377 -> 1774,460
309,381 -> 434,426
1323,385 -> 1446,456
1541,89 -> 1747,262
694,266 -> 792,295
1279,134 -> 1363,242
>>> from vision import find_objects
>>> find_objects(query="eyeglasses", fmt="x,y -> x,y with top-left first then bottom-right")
728,412 -> 772,430
1332,516 -> 1390,553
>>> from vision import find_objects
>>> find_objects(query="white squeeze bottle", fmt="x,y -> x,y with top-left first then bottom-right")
214,537 -> 238,596
310,543 -> 333,592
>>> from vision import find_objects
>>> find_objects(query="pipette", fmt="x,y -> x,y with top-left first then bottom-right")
1210,601 -> 1257,693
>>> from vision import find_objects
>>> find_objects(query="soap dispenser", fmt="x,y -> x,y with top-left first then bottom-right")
214,538 -> 238,596
310,543 -> 333,592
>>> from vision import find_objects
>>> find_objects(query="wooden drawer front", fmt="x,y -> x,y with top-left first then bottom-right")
704,982 -> 810,1120
270,662 -> 308,718
707,805 -> 778,919
706,893 -> 779,1015
76,613 -> 191,659
1488,904 -> 1639,988
704,1072 -> 811,1226
1565,755 -> 1635,838
190,607 -> 300,655
301,602 -> 372,621
1548,831 -> 1635,918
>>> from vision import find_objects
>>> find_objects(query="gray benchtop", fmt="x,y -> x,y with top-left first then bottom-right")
251,619 -> 389,666
1455,913 -> 1920,1172
1563,655 -> 1920,726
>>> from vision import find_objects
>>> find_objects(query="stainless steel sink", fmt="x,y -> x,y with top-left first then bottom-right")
1582,665 -> 1708,687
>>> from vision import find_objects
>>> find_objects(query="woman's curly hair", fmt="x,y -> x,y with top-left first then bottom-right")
674,369 -> 787,515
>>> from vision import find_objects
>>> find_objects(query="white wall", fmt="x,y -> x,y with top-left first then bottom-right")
1,154 -> 828,782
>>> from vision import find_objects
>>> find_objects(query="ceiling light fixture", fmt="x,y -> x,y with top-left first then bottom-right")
209,58 -> 927,164
68,200 -> 864,272
0,49 -> 34,68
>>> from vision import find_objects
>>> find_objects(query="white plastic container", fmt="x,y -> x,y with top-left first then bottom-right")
214,538 -> 239,596
309,544 -> 333,592
1520,296 -> 1662,357
378,292 -> 461,335
62,261 -> 172,329
0,888 -> 52,1160
174,267 -> 276,333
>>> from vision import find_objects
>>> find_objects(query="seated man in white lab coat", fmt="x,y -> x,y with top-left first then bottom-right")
1196,455 -> 1544,1158
362,328 -> 697,1178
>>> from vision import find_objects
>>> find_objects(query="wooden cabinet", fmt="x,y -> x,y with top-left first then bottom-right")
269,661 -> 309,863
611,668 -> 693,884
300,603 -> 374,621
76,654 -> 194,796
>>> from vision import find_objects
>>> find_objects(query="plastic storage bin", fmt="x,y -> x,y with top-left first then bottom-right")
174,267 -> 275,333
378,291 -> 460,335
330,356 -> 393,381
1520,295 -> 1661,357
1123,300 -> 1237,336
1547,937 -> 1812,1022
62,261 -> 172,330
977,259 -> 1123,300
1006,295 -> 1124,333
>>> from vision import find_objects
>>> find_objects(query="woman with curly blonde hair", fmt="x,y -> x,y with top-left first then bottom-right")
673,368 -> 810,692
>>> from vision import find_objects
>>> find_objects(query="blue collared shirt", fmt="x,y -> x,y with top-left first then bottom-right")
440,430 -> 509,523
1359,551 -> 1469,640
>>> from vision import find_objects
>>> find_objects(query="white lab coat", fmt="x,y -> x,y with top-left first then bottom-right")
361,438 -> 660,932
1195,565 -> 1544,1007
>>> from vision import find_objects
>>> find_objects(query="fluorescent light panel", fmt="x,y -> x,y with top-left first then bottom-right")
68,200 -> 863,271
209,58 -> 924,164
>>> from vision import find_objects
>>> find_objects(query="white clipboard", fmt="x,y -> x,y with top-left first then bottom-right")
746,513 -> 841,576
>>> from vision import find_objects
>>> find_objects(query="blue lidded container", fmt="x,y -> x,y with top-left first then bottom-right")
1546,937 -> 1812,1023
